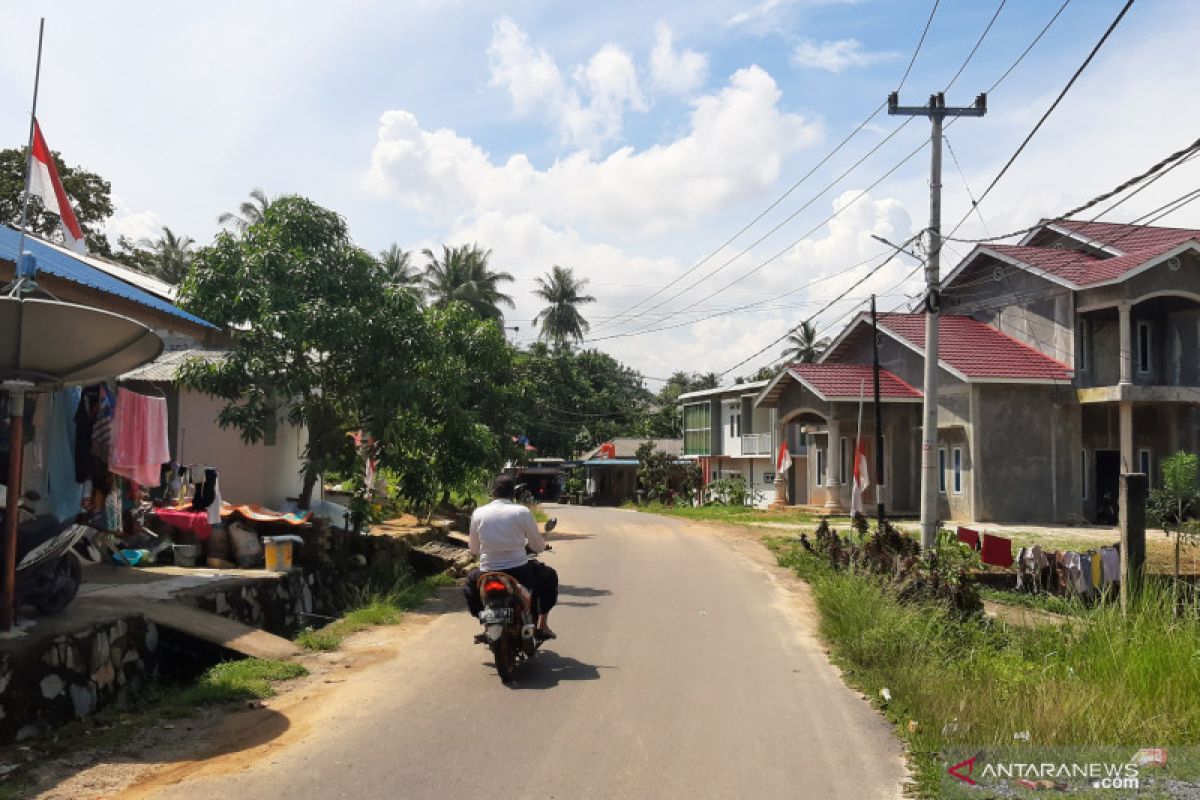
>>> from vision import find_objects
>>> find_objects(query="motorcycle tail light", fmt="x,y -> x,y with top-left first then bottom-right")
482,579 -> 508,594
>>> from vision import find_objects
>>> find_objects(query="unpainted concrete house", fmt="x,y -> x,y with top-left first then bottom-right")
755,219 -> 1200,524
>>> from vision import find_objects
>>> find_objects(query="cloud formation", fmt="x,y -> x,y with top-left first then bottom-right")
650,22 -> 709,95
791,38 -> 898,73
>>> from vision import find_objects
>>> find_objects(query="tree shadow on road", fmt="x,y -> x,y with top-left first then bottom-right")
508,650 -> 614,690
558,585 -> 612,597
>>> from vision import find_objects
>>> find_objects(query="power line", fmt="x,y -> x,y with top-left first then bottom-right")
943,0 -> 1006,93
896,0 -> 941,91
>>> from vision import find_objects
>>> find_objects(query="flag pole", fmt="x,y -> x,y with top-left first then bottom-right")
16,18 -> 46,266
853,378 -> 865,517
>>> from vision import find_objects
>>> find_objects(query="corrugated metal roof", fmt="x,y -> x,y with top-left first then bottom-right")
0,225 -> 215,329
120,347 -> 224,382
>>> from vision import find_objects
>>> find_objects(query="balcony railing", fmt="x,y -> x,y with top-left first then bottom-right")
741,432 -> 772,455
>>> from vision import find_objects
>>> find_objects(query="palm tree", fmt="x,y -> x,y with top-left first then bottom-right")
781,321 -> 831,363
379,244 -> 421,290
140,226 -> 194,284
533,265 -> 596,347
421,243 -> 515,321
218,187 -> 274,233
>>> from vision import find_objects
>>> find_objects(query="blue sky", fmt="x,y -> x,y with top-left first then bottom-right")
1,0 -> 1197,379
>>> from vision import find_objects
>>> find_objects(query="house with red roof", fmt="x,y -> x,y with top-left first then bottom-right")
753,219 -> 1200,523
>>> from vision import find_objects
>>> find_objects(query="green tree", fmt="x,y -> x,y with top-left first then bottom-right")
0,145 -> 114,254
217,187 -> 274,233
378,244 -> 421,290
422,243 -> 514,322
178,195 -> 385,508
533,265 -> 596,347
144,226 -> 195,284
781,321 -> 830,363
1148,451 -> 1200,601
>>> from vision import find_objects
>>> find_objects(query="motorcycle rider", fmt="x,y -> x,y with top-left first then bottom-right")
465,475 -> 559,639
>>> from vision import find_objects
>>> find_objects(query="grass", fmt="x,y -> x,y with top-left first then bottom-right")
297,572 -> 456,651
979,586 -> 1079,616
632,501 -> 832,527
769,537 -> 1200,797
171,658 -> 308,708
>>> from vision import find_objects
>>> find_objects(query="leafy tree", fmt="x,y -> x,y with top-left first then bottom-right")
217,187 -> 274,233
178,195 -> 384,508
533,265 -> 596,347
378,244 -> 421,290
657,371 -> 720,405
422,243 -> 515,322
145,226 -> 195,284
781,321 -> 830,363
1148,451 -> 1200,599
636,442 -> 699,505
0,145 -> 114,254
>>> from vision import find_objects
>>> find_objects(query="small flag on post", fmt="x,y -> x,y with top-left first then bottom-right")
27,119 -> 87,254
776,440 -> 793,475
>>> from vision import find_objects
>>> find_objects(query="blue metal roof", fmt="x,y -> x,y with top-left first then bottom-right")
0,225 -> 215,329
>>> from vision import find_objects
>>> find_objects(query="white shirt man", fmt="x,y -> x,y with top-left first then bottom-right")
468,498 -> 547,571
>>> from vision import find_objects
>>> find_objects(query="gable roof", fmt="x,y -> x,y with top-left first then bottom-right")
677,379 -> 769,402
873,313 -> 1073,383
0,226 -> 214,329
756,362 -> 922,406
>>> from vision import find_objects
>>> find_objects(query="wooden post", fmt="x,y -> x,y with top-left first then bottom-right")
1119,472 -> 1147,615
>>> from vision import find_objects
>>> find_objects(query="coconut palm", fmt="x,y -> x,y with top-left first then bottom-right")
421,243 -> 515,321
217,187 -> 274,233
379,244 -> 421,290
781,321 -> 831,363
532,265 -> 596,347
142,226 -> 194,284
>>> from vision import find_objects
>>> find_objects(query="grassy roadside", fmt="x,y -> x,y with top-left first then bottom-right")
768,536 -> 1200,797
629,501 -> 836,527
297,572 -> 456,651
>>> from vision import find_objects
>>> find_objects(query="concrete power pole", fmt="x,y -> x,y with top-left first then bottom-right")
887,92 -> 987,550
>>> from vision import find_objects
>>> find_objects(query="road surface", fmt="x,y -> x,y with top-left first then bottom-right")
140,506 -> 906,799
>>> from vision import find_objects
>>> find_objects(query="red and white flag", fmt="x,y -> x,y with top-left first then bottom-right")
776,441 -> 793,475
28,120 -> 87,254
850,438 -> 871,514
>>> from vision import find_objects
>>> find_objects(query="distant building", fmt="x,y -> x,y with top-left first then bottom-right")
578,437 -> 683,505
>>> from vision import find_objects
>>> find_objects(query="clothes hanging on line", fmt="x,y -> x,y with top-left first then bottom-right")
981,533 -> 1014,568
1100,546 -> 1121,588
46,388 -> 83,522
92,385 -> 115,460
108,388 -> 170,487
956,527 -> 981,550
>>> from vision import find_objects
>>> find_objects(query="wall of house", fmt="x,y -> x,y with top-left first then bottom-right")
974,385 -> 1080,523
176,390 -> 306,509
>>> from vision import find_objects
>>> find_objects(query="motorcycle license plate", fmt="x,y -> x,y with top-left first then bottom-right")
479,607 -> 513,624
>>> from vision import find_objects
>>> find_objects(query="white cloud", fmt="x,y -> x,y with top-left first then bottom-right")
487,17 -> 645,151
105,199 -> 166,245
365,65 -> 822,238
790,38 -> 898,73
650,22 -> 708,95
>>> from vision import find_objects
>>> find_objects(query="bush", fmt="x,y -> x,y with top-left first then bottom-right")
704,475 -> 761,507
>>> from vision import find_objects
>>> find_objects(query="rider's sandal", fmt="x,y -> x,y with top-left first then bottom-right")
534,628 -> 557,640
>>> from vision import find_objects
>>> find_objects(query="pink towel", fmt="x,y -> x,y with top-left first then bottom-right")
108,388 -> 170,487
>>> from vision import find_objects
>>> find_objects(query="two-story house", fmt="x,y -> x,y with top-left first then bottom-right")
679,380 -> 786,507
754,219 -> 1200,524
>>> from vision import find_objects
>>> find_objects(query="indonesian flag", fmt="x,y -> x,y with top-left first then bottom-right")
850,438 -> 871,514
28,120 -> 87,254
776,441 -> 793,475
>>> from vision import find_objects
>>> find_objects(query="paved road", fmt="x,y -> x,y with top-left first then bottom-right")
145,507 -> 906,799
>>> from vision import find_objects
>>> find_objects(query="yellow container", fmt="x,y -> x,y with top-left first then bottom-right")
261,535 -> 302,572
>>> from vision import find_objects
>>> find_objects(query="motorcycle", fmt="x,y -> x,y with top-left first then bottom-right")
475,518 -> 556,682
0,507 -> 90,616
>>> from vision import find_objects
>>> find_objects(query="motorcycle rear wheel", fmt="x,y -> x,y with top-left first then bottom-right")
33,554 -> 81,615
493,635 -> 517,682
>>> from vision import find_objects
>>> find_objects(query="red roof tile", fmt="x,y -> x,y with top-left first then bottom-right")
877,313 -> 1073,382
787,363 -> 922,400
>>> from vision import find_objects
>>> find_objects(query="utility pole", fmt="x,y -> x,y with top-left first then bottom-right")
888,91 -> 986,550
871,294 -> 885,530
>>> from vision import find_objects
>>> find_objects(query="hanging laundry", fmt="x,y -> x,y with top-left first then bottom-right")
22,395 -> 48,498
956,527 -> 981,550
1078,553 -> 1095,595
108,388 -> 170,487
205,468 -> 222,525
1101,546 -> 1121,588
191,466 -> 218,512
45,388 -> 83,522
981,533 -> 1014,568
104,475 -> 123,533
1090,551 -> 1102,590
74,388 -> 96,483
92,385 -> 115,460
1060,551 -> 1083,595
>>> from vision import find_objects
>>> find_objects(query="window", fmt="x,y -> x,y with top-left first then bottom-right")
938,448 -> 947,494
1136,321 -> 1151,375
1139,448 -> 1152,486
816,448 -> 827,487
952,448 -> 963,495
1081,449 -> 1088,500
839,437 -> 848,485
1077,318 -> 1090,372
683,403 -> 712,456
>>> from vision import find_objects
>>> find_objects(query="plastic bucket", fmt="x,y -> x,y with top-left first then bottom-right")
173,544 -> 200,568
261,535 -> 302,572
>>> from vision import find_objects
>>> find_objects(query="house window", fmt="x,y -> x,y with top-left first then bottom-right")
1081,449 -> 1088,500
952,448 -> 963,495
1139,448 -> 1152,486
1136,321 -> 1151,375
938,448 -> 947,494
1077,318 -> 1090,372
683,403 -> 712,456
839,437 -> 848,485
816,448 -> 827,487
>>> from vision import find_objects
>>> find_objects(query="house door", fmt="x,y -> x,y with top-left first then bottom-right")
1095,450 -> 1120,523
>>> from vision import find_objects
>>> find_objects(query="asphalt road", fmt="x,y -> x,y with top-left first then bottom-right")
145,506 -> 906,799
